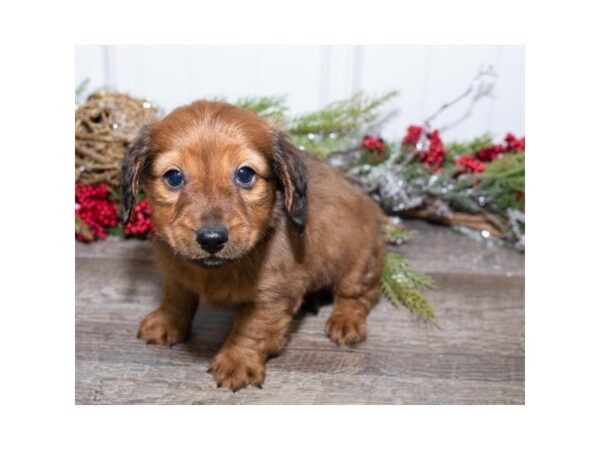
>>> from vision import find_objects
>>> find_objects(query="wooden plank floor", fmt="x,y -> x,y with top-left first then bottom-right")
75,220 -> 524,404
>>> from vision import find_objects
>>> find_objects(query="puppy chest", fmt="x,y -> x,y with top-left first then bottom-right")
183,274 -> 256,305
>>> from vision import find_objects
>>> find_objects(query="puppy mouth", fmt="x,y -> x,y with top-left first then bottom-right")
189,256 -> 233,269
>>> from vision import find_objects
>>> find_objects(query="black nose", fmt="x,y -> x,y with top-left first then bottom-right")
196,226 -> 229,254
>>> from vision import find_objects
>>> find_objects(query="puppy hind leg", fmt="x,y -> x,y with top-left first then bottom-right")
137,278 -> 198,346
326,227 -> 384,346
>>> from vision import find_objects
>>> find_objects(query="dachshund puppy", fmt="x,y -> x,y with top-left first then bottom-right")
121,101 -> 385,391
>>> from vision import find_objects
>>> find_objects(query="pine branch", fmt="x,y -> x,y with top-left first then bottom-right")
381,253 -> 438,324
235,95 -> 288,119
288,91 -> 399,157
289,91 -> 398,136
446,133 -> 494,160
480,153 -> 525,211
383,223 -> 416,245
233,91 -> 398,158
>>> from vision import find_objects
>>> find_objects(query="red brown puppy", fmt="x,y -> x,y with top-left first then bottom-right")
121,101 -> 385,391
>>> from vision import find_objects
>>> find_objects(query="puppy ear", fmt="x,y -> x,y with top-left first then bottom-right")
272,131 -> 308,233
120,125 -> 152,226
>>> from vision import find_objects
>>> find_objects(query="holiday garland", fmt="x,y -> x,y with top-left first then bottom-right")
349,127 -> 525,249
234,92 -> 525,253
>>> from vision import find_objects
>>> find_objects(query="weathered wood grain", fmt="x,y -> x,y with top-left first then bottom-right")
400,219 -> 525,276
76,360 -> 523,405
75,221 -> 524,404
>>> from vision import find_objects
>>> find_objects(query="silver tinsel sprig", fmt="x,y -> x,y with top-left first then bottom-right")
506,209 -> 525,252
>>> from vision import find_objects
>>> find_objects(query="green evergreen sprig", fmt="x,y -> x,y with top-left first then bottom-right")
288,91 -> 398,136
480,153 -> 525,211
383,223 -> 416,244
235,91 -> 399,158
446,133 -> 493,160
381,252 -> 438,324
235,95 -> 288,119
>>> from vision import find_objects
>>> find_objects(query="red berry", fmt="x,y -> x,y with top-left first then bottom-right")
75,182 -> 119,242
456,155 -> 485,173
402,125 -> 423,147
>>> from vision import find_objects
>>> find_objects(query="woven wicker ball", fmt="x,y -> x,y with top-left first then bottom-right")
75,92 -> 160,188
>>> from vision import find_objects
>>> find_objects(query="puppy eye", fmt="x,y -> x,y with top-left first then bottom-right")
235,166 -> 257,188
163,169 -> 185,188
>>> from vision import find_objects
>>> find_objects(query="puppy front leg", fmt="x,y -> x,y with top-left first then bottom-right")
137,278 -> 198,346
326,284 -> 379,346
209,302 -> 295,391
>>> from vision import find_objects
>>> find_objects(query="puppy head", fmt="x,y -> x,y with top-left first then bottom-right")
121,101 -> 307,268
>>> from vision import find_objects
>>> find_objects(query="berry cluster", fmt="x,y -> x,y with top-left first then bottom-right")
361,135 -> 386,156
123,199 -> 154,238
402,125 -> 423,147
399,126 -> 525,175
475,144 -> 505,162
505,133 -> 525,152
455,155 -> 486,173
420,130 -> 447,171
75,182 -> 154,242
75,183 -> 119,242
475,133 -> 525,163
400,126 -> 447,171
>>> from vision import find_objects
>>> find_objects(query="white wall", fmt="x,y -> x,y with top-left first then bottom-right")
75,45 -> 524,142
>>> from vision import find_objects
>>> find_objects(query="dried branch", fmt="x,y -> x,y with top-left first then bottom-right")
424,65 -> 497,133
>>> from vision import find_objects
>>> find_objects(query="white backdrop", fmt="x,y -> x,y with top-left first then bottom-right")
75,45 -> 524,142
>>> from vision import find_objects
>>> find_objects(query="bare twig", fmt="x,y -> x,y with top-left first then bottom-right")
424,65 -> 497,133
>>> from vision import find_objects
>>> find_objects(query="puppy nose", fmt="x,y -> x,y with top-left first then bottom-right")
196,226 -> 229,254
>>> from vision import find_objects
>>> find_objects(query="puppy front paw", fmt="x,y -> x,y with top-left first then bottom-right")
137,308 -> 190,346
209,349 -> 265,392
326,312 -> 367,346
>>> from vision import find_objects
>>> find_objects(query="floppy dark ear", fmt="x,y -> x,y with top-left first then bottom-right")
120,125 -> 152,226
272,131 -> 308,233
